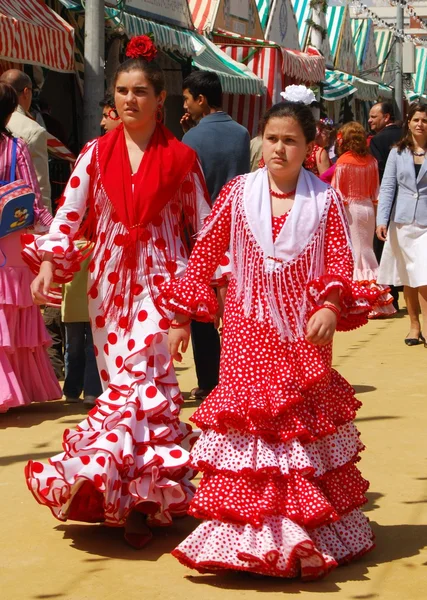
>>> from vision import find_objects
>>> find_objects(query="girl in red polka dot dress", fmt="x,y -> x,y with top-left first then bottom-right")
162,100 -> 380,579
22,38 -> 211,547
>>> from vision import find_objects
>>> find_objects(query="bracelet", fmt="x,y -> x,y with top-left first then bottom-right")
320,304 -> 341,319
170,318 -> 191,329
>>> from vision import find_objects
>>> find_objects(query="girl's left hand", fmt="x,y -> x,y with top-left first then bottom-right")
305,308 -> 337,346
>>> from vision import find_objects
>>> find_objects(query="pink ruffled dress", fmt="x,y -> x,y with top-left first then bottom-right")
0,135 -> 61,412
161,173 -> 380,580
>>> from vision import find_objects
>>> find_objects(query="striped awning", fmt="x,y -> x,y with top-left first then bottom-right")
291,0 -> 311,49
56,0 -> 81,8
189,0 -> 216,33
322,70 -> 356,101
282,47 -> 325,82
374,29 -> 396,86
0,0 -> 74,72
336,72 -> 378,102
412,46 -> 427,96
256,0 -> 273,30
106,8 -> 195,56
378,84 -> 393,99
191,34 -> 265,96
351,18 -> 370,70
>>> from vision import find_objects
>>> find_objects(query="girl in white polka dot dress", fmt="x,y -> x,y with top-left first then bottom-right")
22,38 -> 211,548
163,98 -> 380,580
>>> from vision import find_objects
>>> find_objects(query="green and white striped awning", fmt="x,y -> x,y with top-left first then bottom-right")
378,83 -> 393,99
405,91 -> 427,103
291,0 -> 311,49
336,72 -> 378,102
374,29 -> 395,85
106,9 -> 264,95
322,70 -> 356,101
106,8 -> 195,56
256,0 -> 273,30
413,46 -> 427,96
326,5 -> 344,60
57,0 -> 82,8
351,18 -> 370,70
191,34 -> 265,96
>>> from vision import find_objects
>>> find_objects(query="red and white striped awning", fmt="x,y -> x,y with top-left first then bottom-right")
0,0 -> 74,72
282,47 -> 325,84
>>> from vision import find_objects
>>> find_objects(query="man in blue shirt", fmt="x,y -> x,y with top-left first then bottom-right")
181,71 -> 250,398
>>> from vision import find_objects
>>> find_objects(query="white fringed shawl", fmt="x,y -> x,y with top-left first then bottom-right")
202,167 -> 351,341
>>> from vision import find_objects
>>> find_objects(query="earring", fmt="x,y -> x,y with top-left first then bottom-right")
108,109 -> 120,121
156,106 -> 163,123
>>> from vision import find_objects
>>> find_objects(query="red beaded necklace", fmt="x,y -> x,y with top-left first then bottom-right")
269,188 -> 296,199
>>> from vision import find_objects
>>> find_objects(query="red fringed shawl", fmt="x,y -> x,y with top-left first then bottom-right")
332,151 -> 379,202
78,123 -> 210,329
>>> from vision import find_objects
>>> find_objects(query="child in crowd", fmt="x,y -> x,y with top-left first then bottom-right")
164,94 -> 380,580
62,241 -> 102,407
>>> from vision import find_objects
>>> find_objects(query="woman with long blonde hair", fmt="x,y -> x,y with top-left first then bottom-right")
333,122 -> 395,317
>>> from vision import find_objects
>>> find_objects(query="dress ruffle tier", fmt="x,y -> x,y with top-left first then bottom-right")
0,264 -> 61,412
162,274 -> 376,580
26,317 -> 198,526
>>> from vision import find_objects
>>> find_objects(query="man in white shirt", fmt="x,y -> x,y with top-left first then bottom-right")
0,69 -> 51,212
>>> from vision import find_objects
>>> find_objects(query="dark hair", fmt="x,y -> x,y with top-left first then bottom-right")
182,71 -> 222,109
113,58 -> 165,96
376,101 -> 395,122
0,82 -> 18,138
396,102 -> 427,153
337,121 -> 368,156
99,92 -> 116,109
260,101 -> 316,143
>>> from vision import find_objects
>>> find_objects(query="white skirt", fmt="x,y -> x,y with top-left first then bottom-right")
377,221 -> 427,287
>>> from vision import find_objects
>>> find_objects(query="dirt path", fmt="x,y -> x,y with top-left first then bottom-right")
1,311 -> 426,600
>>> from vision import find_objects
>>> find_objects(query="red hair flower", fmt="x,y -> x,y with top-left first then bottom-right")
125,35 -> 157,62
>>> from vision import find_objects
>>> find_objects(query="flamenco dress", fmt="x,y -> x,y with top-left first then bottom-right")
161,168 -> 380,580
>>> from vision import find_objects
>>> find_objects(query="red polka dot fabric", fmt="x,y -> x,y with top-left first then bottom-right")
24,140 -> 211,529
161,178 -> 376,579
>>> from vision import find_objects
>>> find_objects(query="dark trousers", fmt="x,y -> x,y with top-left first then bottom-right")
191,320 -> 221,391
63,322 -> 102,399
373,235 -> 400,309
43,305 -> 65,379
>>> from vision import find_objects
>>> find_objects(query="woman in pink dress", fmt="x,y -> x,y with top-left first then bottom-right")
162,99 -> 379,580
0,82 -> 61,412
23,38 -> 211,547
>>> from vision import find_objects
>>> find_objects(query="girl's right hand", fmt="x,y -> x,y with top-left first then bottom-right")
376,225 -> 387,241
31,261 -> 54,305
168,323 -> 191,362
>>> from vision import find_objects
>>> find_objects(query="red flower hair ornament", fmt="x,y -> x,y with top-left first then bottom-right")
125,35 -> 158,62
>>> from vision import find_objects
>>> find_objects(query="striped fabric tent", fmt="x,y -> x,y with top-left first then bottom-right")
351,18 -> 381,82
106,7 -> 265,96
214,30 -> 324,135
217,43 -> 280,136
256,0 -> 273,29
326,5 -> 358,75
189,0 -> 264,39
290,0 -> 311,49
290,0 -> 332,62
412,46 -> 427,98
0,0 -> 74,72
264,0 -> 300,50
374,29 -> 397,87
322,70 -> 356,102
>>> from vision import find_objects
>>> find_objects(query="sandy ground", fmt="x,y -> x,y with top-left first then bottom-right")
1,310 -> 427,600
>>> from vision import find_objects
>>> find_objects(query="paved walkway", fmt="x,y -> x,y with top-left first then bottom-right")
1,310 -> 427,600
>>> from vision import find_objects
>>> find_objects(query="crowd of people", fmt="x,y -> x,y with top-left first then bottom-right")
1,35 -> 427,581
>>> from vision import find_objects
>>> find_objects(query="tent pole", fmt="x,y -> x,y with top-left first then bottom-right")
83,0 -> 105,143
395,4 -> 404,121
